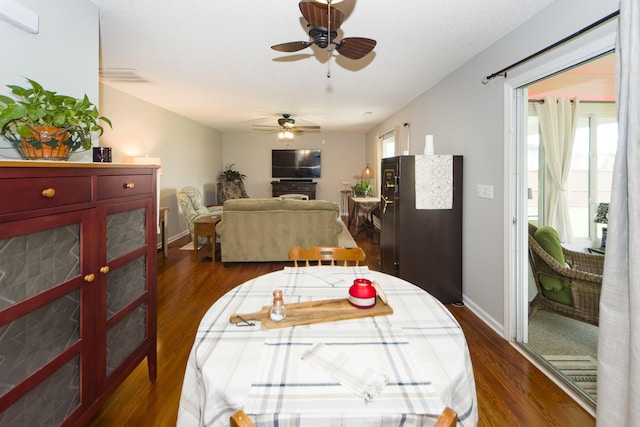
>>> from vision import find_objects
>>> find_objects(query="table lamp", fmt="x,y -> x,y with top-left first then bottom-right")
594,202 -> 609,248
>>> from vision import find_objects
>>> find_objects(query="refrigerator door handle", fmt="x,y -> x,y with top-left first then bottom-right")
381,195 -> 394,213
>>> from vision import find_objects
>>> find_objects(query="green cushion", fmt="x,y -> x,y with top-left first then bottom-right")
534,226 -> 572,305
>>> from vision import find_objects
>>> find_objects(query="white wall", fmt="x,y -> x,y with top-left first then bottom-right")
365,0 -> 619,333
222,132 -> 365,206
0,0 -> 99,162
99,85 -> 223,240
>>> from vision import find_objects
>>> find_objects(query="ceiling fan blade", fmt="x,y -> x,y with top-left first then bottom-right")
336,37 -> 377,60
271,41 -> 312,53
295,126 -> 321,131
252,125 -> 280,133
299,1 -> 344,29
252,125 -> 279,129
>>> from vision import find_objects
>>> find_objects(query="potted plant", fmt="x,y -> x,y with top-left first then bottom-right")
218,163 -> 247,182
352,180 -> 372,196
0,78 -> 111,160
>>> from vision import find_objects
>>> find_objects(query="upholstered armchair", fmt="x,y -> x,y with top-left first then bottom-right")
217,181 -> 249,205
178,186 -> 222,243
527,223 -> 604,326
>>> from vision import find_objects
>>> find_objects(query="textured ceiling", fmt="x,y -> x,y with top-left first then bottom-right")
92,0 -> 556,133
528,53 -> 616,102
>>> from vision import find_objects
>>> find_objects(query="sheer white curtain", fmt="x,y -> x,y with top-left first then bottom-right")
534,97 -> 579,242
597,1 -> 640,425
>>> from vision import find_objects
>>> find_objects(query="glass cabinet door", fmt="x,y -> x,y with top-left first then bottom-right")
101,202 -> 152,378
0,212 -> 89,425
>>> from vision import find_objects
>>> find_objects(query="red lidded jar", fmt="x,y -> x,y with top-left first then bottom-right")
348,278 -> 376,308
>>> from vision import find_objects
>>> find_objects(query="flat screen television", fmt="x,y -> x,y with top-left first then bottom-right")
272,149 -> 321,179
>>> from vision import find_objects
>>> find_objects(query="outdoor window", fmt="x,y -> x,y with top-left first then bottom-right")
528,102 -> 617,242
382,132 -> 395,158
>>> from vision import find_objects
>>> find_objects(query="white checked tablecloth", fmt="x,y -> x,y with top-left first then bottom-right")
177,266 -> 478,426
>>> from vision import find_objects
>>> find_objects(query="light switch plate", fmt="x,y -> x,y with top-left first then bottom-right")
476,184 -> 494,199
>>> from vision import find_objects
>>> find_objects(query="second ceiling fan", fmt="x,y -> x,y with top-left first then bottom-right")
271,1 -> 377,60
252,114 -> 321,138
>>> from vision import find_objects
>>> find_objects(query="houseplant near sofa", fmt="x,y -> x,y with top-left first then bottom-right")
218,163 -> 246,183
217,163 -> 249,203
0,78 -> 111,160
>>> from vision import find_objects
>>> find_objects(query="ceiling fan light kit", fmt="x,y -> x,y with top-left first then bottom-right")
253,113 -> 321,140
278,130 -> 295,142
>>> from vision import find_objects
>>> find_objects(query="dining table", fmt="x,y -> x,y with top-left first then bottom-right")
177,266 -> 478,426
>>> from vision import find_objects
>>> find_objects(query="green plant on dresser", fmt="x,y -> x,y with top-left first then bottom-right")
0,78 -> 111,160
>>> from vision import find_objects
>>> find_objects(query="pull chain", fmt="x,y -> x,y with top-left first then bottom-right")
327,0 -> 331,78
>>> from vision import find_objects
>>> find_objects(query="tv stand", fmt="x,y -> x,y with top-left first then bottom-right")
280,178 -> 313,182
271,181 -> 317,199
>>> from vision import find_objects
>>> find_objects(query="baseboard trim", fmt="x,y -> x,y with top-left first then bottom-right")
463,295 -> 597,417
462,296 -> 505,338
168,230 -> 190,245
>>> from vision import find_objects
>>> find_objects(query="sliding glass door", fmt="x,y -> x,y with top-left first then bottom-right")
515,51 -> 616,406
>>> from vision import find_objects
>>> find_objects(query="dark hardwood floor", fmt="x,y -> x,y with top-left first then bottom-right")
86,223 -> 595,427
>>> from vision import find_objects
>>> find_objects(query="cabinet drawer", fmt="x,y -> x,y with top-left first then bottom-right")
98,174 -> 153,200
0,176 -> 92,215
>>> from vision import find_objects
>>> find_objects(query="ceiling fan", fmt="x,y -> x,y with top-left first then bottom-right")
252,114 -> 321,140
271,1 -> 377,61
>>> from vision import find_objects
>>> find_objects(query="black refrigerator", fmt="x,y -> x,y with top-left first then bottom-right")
380,155 -> 463,304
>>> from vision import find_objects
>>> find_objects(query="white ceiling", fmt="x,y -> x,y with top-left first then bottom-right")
92,0 -> 556,133
528,53 -> 616,102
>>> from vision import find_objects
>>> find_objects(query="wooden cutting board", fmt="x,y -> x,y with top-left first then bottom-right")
229,296 -> 393,330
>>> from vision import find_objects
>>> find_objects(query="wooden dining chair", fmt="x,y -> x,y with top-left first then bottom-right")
288,246 -> 366,266
230,407 -> 457,426
434,406 -> 458,427
230,410 -> 254,427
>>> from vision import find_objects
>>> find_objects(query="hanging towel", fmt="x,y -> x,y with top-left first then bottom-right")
415,155 -> 453,209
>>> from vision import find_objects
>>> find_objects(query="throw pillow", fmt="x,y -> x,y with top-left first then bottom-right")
533,226 -> 572,305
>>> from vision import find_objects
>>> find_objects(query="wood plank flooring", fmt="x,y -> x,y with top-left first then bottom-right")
86,225 -> 595,427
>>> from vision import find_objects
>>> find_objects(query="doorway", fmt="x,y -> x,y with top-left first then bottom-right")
509,43 -> 616,409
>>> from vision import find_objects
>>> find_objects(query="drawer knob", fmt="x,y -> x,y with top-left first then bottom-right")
123,182 -> 135,189
41,188 -> 56,198
100,266 -> 110,274
84,274 -> 96,283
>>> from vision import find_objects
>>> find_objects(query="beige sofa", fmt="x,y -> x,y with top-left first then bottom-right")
216,198 -> 343,262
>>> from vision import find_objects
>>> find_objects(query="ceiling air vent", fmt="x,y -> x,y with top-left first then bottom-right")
99,68 -> 149,83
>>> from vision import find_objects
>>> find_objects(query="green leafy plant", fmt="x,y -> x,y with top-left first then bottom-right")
218,163 -> 247,182
352,180 -> 372,196
0,78 -> 112,156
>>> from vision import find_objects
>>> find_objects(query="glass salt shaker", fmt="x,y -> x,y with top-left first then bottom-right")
270,289 -> 286,321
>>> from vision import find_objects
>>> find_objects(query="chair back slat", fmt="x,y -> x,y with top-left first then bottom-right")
289,246 -> 366,266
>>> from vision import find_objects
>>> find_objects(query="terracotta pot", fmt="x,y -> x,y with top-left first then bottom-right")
20,126 -> 71,160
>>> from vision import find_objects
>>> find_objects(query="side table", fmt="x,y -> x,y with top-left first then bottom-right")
349,196 -> 380,236
193,216 -> 221,262
159,207 -> 169,258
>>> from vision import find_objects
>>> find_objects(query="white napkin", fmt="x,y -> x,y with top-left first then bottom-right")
301,342 -> 389,404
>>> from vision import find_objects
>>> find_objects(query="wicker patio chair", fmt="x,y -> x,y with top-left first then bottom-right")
528,223 -> 604,326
